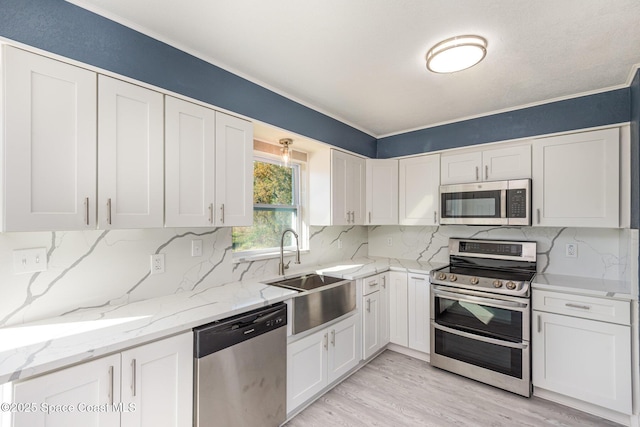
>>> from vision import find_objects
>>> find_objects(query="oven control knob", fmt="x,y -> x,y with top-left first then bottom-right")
493,280 -> 503,288
470,277 -> 479,285
448,274 -> 457,282
437,272 -> 447,281
506,281 -> 517,290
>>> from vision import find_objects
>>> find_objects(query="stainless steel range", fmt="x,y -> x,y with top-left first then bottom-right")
430,238 -> 537,397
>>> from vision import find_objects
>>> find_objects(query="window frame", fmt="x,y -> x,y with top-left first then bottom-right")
232,154 -> 306,258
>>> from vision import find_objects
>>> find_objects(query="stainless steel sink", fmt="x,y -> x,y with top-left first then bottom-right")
265,273 -> 356,334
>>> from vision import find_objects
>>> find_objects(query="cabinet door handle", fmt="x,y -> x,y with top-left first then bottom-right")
537,208 -> 541,224
346,211 -> 350,224
351,211 -> 355,223
537,314 -> 541,333
106,198 -> 112,225
565,303 -> 591,310
368,211 -> 371,224
131,358 -> 137,397
485,165 -> 489,180
220,204 -> 225,224
84,197 -> 90,226
324,333 -> 328,350
208,203 -> 214,223
433,211 -> 437,224
331,330 -> 336,346
475,166 -> 479,181
366,298 -> 371,312
108,365 -> 114,405
382,275 -> 386,288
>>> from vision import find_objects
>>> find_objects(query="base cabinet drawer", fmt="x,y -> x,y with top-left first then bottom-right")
532,311 -> 631,414
533,290 -> 630,325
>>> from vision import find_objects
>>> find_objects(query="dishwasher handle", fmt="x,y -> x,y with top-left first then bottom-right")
194,302 -> 287,358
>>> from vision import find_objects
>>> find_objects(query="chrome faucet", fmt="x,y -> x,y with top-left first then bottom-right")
279,228 -> 301,275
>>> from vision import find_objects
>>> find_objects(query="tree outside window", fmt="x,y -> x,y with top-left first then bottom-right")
232,158 -> 300,252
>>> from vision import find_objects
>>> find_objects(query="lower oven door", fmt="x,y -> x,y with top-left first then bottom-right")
430,285 -> 531,396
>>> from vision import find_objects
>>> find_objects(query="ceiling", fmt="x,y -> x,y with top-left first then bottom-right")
69,0 -> 640,139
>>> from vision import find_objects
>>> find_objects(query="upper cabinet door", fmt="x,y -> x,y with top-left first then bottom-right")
440,151 -> 482,184
399,154 -> 440,225
214,111 -> 253,226
365,159 -> 398,225
3,46 -> 97,231
532,128 -> 619,228
348,155 -> 366,225
482,145 -> 531,181
331,150 -> 350,225
165,96 -> 216,227
98,76 -> 164,229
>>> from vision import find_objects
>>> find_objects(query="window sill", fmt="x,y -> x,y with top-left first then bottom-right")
232,249 -> 310,264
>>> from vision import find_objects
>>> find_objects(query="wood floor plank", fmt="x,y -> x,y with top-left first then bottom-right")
285,350 -> 622,427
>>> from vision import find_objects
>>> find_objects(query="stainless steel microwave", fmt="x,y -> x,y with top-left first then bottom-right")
440,179 -> 531,225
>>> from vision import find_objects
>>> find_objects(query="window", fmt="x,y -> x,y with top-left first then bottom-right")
232,157 -> 302,254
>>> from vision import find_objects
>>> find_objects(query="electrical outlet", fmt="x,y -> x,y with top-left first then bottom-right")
13,247 -> 47,274
337,239 -> 343,249
386,237 -> 393,247
191,240 -> 203,257
151,254 -> 165,274
565,243 -> 578,258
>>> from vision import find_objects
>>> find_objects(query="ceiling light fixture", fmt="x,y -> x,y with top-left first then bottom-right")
279,138 -> 293,165
426,35 -> 487,73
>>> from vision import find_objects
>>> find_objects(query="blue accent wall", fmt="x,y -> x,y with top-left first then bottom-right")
0,0 -> 377,157
631,69 -> 640,229
377,89 -> 630,158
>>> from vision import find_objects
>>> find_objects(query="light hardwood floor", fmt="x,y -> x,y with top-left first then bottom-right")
285,350 -> 621,427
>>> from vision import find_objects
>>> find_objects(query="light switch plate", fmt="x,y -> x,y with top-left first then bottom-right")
13,248 -> 47,274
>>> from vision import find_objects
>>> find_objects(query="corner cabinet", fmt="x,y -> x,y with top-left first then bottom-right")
365,159 -> 398,225
164,97 -> 253,227
399,154 -> 440,225
532,128 -> 619,228
310,149 -> 365,226
532,290 -> 631,416
2,46 -> 97,231
98,76 -> 164,229
287,314 -> 361,414
440,145 -> 531,185
9,332 -> 193,427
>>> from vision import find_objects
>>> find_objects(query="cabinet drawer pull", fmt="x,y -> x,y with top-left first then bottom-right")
106,198 -> 112,225
369,282 -> 378,287
411,276 -> 425,281
131,358 -> 137,397
565,303 -> 591,310
485,165 -> 489,180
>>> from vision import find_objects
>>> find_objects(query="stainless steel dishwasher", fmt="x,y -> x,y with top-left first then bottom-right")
194,302 -> 287,427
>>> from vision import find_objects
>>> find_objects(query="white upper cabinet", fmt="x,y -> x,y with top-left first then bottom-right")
441,145 -> 531,184
310,149 -> 366,226
532,128 -> 619,228
165,96 -> 216,227
214,112 -> 253,226
399,154 -> 440,225
98,76 -> 164,229
2,46 -> 97,231
365,159 -> 398,225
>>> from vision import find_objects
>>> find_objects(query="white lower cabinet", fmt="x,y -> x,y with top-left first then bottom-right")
532,290 -> 632,415
389,271 -> 408,346
407,273 -> 430,353
362,272 -> 390,360
9,333 -> 192,427
287,314 -> 361,414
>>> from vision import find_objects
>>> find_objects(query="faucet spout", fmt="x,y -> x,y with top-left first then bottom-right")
279,228 -> 301,275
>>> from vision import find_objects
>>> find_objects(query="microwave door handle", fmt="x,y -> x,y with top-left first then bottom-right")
432,288 -> 528,310
432,322 -> 528,350
501,189 -> 507,219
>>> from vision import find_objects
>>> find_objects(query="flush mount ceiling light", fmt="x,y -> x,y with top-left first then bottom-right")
426,35 -> 487,73
279,138 -> 293,165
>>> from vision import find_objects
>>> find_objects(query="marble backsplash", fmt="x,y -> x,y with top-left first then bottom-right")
0,225 -> 367,328
368,225 -> 638,287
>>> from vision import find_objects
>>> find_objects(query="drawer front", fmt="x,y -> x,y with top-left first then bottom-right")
363,275 -> 381,295
533,290 -> 630,325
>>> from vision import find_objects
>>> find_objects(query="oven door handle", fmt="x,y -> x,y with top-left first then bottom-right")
432,288 -> 529,310
432,322 -> 528,350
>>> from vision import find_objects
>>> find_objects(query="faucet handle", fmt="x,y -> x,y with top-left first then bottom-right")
284,260 -> 291,270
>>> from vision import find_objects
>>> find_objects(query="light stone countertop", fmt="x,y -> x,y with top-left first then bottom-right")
0,256 -> 630,385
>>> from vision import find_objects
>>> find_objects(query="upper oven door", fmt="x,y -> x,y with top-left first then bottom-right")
431,285 -> 530,342
440,181 -> 508,225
